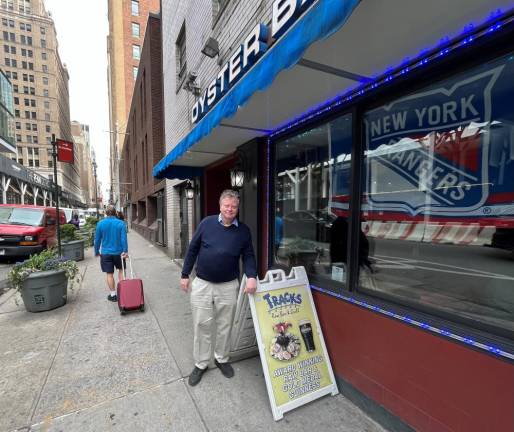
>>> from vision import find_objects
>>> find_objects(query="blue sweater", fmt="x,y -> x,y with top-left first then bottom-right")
182,215 -> 257,283
94,216 -> 128,256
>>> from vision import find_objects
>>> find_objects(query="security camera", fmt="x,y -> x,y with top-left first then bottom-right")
187,71 -> 198,82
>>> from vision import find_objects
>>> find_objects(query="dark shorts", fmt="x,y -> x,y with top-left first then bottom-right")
100,254 -> 124,273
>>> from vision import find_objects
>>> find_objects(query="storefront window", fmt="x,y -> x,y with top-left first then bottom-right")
360,53 -> 514,334
274,114 -> 352,290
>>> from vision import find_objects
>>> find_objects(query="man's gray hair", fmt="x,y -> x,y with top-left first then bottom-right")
105,205 -> 116,216
219,189 -> 240,203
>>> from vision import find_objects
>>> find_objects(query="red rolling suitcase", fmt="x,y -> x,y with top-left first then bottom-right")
117,256 -> 145,315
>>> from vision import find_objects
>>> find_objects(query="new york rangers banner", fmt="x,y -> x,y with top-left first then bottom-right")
360,54 -> 514,221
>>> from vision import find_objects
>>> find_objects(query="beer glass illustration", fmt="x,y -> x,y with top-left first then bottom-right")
299,319 -> 315,352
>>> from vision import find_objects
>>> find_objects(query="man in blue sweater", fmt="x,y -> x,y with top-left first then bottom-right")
180,189 -> 257,386
94,205 -> 128,302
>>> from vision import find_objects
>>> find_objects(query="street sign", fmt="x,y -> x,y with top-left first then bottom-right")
248,267 -> 338,421
56,139 -> 74,163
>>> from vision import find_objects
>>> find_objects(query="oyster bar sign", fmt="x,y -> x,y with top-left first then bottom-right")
191,0 -> 317,123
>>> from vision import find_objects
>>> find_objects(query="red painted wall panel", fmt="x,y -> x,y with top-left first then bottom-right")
313,291 -> 514,432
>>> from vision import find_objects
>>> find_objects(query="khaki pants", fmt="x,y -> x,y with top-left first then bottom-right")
190,277 -> 238,369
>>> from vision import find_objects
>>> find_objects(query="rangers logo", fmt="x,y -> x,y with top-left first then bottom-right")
364,64 -> 506,217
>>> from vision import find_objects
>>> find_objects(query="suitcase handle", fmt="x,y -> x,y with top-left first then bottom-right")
121,254 -> 134,279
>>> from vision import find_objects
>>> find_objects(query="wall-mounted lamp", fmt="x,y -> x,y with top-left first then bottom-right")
185,180 -> 195,200
230,168 -> 244,190
201,37 -> 219,58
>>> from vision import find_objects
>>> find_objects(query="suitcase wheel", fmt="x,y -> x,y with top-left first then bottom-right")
120,307 -> 126,315
139,305 -> 145,312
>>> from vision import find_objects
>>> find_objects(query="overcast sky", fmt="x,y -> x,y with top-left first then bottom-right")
43,0 -> 110,197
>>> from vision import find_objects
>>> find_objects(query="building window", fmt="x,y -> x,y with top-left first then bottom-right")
41,51 -> 46,60
131,22 -> 140,38
132,44 -> 140,60
13,84 -> 18,92
44,112 -> 50,121
133,66 -> 138,80
355,52 -> 514,335
44,100 -> 49,109
42,76 -> 48,85
15,133 -> 21,142
176,23 -> 187,88
42,64 -> 47,72
43,89 -> 48,97
274,114 -> 352,292
131,0 -> 139,16
40,26 -> 45,34
45,125 -> 50,132
40,38 -> 46,48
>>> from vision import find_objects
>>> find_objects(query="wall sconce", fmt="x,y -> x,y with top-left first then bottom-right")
230,168 -> 245,189
201,37 -> 219,58
185,180 -> 195,200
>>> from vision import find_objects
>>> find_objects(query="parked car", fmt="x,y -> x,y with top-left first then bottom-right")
0,205 -> 66,257
283,210 -> 336,243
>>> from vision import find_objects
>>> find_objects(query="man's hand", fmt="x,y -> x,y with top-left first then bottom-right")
180,278 -> 190,293
121,252 -> 128,259
244,277 -> 257,294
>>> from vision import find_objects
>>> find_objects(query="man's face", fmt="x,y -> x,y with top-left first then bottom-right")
220,197 -> 239,222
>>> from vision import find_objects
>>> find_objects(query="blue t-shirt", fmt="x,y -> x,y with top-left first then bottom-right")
182,215 -> 257,283
94,216 -> 128,255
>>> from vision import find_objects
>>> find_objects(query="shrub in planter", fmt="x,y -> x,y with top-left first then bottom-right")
8,248 -> 81,312
60,223 -> 85,261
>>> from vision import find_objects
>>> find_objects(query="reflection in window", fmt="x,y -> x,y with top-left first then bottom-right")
274,114 -> 353,290
361,53 -> 514,334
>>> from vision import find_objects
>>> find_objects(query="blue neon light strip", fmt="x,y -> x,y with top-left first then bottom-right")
270,9 -> 513,138
310,285 -> 514,361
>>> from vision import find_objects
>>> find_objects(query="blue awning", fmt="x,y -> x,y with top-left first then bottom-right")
153,0 -> 360,179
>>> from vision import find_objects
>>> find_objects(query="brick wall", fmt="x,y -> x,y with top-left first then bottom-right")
120,13 -> 166,246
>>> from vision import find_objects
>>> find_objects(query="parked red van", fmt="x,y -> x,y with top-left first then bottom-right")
0,205 -> 66,257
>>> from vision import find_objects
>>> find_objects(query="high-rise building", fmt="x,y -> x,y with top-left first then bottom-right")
71,121 -> 94,207
0,0 -> 83,206
107,0 -> 159,207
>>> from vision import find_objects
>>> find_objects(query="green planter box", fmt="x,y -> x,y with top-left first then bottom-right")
62,239 -> 85,261
20,269 -> 68,312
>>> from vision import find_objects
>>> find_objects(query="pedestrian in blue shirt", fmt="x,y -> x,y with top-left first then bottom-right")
180,189 -> 257,386
94,205 -> 128,302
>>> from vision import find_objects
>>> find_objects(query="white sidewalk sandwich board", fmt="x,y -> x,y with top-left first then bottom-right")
248,266 -> 338,421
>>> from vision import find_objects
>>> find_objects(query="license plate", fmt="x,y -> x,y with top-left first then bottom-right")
0,250 -> 5,255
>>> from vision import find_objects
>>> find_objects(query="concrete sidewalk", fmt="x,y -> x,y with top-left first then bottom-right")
0,232 -> 388,432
